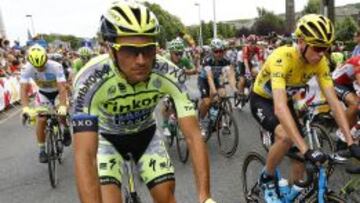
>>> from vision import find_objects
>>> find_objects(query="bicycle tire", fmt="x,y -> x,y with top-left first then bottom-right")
166,123 -> 175,147
216,107 -> 239,157
310,123 -> 335,153
55,126 -> 64,164
306,192 -> 346,203
242,152 -> 266,203
175,127 -> 189,163
46,128 -> 58,188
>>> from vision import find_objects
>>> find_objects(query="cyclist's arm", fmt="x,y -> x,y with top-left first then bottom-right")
178,116 -> 211,203
73,122 -> 101,203
273,89 -> 309,153
20,83 -> 30,107
57,82 -> 67,107
19,67 -> 31,108
71,66 -> 103,203
321,86 -> 354,146
56,65 -> 68,107
205,66 -> 217,96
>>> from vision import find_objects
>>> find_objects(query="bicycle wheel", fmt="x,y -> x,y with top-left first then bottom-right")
175,127 -> 189,163
310,123 -> 335,154
306,192 -> 346,203
46,129 -> 58,188
166,123 -> 176,147
216,101 -> 239,157
55,126 -> 64,164
242,152 -> 266,203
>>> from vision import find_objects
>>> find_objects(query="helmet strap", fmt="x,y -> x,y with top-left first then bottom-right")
301,44 -> 309,63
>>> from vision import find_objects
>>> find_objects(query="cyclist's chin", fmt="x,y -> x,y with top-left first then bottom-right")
307,57 -> 322,65
128,72 -> 150,83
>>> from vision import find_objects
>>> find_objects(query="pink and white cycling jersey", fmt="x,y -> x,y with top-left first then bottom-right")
20,60 -> 66,93
332,56 -> 360,86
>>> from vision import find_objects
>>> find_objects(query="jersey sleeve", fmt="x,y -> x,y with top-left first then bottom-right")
316,59 -> 333,89
155,60 -> 196,118
55,64 -> 66,83
269,54 -> 289,90
71,66 -> 110,133
19,64 -> 32,84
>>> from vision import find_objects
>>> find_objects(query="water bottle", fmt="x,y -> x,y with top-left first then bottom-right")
278,178 -> 290,198
287,185 -> 304,201
209,106 -> 218,122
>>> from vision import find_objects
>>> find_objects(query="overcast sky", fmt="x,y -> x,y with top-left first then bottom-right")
1,0 -> 359,44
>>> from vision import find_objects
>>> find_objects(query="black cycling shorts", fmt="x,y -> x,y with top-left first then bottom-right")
334,83 -> 355,102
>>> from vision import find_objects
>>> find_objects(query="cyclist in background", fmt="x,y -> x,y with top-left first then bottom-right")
198,38 -> 238,135
161,38 -> 198,136
72,46 -> 93,74
20,44 -> 71,163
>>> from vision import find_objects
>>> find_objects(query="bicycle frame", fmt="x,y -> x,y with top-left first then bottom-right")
124,153 -> 141,203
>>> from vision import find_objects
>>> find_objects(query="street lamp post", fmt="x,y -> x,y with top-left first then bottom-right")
194,3 -> 203,47
25,14 -> 35,36
213,0 -> 217,38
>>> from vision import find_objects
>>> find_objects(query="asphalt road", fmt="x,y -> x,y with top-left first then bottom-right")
0,77 -> 359,203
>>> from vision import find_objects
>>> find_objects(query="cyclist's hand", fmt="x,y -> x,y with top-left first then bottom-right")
22,107 -> 36,125
304,149 -> 327,165
57,105 -> 67,116
203,198 -> 217,203
349,144 -> 360,160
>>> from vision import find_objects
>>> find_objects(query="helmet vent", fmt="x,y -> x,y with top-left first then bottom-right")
299,25 -> 313,38
146,9 -> 150,24
308,22 -> 323,40
131,7 -> 141,26
113,7 -> 132,25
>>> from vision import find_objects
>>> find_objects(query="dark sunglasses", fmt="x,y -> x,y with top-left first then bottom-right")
173,52 -> 183,56
214,49 -> 224,54
311,46 -> 329,53
111,42 -> 157,57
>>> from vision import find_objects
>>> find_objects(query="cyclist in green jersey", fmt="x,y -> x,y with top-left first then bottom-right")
71,1 -> 216,203
161,38 -> 198,136
72,46 -> 93,74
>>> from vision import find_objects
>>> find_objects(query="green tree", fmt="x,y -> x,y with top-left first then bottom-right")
335,16 -> 358,42
251,7 -> 286,35
145,2 -> 187,47
302,0 -> 320,15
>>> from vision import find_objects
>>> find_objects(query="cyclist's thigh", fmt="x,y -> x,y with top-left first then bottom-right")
138,131 -> 175,190
334,84 -> 353,103
150,180 -> 176,203
249,92 -> 279,135
97,136 -> 124,188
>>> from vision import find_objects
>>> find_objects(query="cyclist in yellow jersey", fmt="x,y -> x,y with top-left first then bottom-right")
71,1 -> 216,203
250,14 -> 360,202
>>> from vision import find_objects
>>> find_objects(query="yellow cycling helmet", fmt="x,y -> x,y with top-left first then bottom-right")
99,0 -> 160,42
27,44 -> 48,68
295,14 -> 335,47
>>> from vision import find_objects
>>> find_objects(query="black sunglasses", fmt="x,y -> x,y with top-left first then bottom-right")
214,49 -> 224,54
119,45 -> 156,57
173,52 -> 183,56
311,46 -> 329,53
